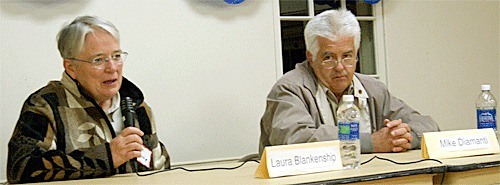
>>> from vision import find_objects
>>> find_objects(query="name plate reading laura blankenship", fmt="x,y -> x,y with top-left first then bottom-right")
255,141 -> 342,178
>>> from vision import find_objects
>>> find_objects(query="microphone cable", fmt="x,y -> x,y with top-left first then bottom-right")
134,155 -> 450,184
135,159 -> 260,177
360,155 -> 446,185
360,155 -> 443,165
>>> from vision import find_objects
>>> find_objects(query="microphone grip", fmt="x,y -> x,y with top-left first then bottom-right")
123,112 -> 135,128
121,97 -> 135,128
120,97 -> 139,172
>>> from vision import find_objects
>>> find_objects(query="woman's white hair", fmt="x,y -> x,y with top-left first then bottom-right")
304,9 -> 361,61
57,16 -> 120,59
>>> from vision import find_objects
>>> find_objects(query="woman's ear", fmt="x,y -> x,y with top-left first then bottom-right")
63,59 -> 77,79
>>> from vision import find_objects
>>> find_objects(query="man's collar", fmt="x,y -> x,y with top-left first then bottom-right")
302,60 -> 319,94
353,75 -> 369,99
302,61 -> 369,100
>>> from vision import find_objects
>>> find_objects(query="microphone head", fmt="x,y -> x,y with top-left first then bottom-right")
121,96 -> 135,113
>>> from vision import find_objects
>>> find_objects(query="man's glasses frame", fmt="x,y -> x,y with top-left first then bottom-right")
321,57 -> 358,69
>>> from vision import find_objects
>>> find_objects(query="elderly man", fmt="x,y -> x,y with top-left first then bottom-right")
259,9 -> 439,156
7,16 -> 170,183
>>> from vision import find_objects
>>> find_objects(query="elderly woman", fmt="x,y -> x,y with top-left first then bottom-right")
7,16 -> 170,183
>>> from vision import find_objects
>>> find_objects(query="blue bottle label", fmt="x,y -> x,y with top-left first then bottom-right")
339,121 -> 359,140
476,109 -> 497,130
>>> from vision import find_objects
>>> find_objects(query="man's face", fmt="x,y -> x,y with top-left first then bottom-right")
308,36 -> 357,97
65,29 -> 123,104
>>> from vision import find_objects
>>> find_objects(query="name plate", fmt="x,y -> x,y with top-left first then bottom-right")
255,141 -> 342,178
421,128 -> 500,159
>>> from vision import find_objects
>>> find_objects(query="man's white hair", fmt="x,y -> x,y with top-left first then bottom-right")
304,9 -> 361,61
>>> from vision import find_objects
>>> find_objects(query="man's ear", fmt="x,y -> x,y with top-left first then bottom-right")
63,59 -> 77,79
306,51 -> 314,65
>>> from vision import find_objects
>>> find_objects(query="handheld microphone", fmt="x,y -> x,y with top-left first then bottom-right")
120,96 -> 139,172
121,97 -> 135,128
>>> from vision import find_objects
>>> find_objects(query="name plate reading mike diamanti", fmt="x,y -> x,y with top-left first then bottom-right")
255,141 -> 342,178
421,128 -> 499,159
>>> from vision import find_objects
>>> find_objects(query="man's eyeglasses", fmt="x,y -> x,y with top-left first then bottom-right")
321,56 -> 358,69
67,51 -> 128,69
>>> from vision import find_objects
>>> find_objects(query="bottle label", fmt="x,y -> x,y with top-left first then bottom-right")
476,109 -> 497,130
338,121 -> 359,140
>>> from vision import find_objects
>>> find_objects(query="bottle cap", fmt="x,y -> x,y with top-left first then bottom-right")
481,84 -> 490,91
342,95 -> 354,102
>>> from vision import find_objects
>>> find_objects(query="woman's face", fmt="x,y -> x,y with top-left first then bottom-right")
65,29 -> 123,104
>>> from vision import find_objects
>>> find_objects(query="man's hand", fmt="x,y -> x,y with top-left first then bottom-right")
372,119 -> 413,152
110,127 -> 144,168
386,119 -> 413,152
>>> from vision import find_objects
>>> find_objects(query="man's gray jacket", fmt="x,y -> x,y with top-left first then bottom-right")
259,61 -> 440,155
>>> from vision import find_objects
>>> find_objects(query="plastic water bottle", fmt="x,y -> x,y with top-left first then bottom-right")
476,84 -> 497,136
337,95 -> 360,169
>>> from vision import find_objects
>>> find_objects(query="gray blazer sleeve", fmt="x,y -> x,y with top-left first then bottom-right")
357,74 -> 440,150
259,81 -> 338,155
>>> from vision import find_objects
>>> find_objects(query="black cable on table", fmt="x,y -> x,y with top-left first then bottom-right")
360,155 -> 446,185
361,155 -> 443,165
135,159 -> 260,177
